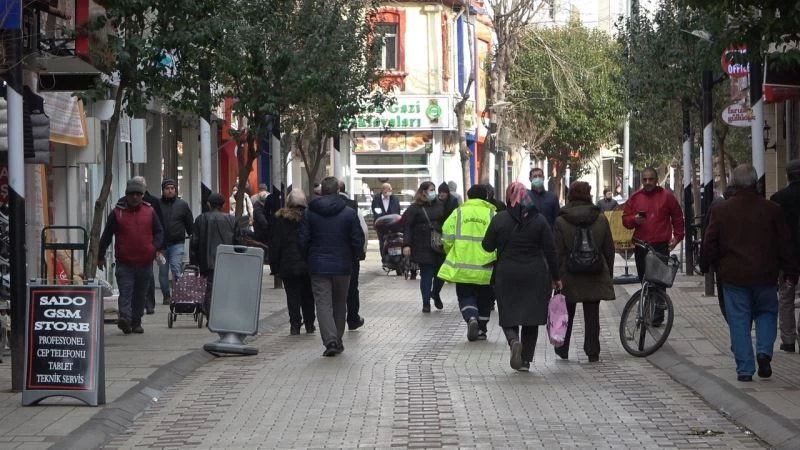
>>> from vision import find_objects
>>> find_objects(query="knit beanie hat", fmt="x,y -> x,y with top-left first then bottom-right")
161,178 -> 177,189
438,182 -> 450,194
125,178 -> 146,195
466,184 -> 488,200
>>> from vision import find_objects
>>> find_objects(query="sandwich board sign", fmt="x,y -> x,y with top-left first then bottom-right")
23,284 -> 105,406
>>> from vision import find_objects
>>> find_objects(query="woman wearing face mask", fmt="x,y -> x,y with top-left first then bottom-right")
402,181 -> 446,312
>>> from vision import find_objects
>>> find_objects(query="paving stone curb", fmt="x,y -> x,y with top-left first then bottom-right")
611,284 -> 800,450
50,306 -> 290,450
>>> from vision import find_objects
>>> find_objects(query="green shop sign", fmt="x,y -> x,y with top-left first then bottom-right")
346,96 -> 451,130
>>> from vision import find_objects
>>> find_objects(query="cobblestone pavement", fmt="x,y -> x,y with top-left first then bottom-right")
104,255 -> 765,449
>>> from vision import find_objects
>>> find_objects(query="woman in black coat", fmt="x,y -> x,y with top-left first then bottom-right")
482,182 -> 562,372
403,181 -> 446,312
269,189 -> 316,335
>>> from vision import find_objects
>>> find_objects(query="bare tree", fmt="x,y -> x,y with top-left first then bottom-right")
480,0 -> 549,182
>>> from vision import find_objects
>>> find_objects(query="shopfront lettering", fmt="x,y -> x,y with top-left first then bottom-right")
352,116 -> 423,129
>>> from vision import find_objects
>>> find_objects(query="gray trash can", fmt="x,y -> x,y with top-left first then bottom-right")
204,245 -> 264,355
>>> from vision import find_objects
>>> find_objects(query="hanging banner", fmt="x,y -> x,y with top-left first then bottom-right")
23,284 -> 105,406
721,103 -> 754,128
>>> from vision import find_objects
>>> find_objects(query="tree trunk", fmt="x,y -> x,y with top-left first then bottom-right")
234,131 -> 259,220
86,78 -> 127,279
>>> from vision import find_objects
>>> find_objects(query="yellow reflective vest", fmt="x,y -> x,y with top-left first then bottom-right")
436,198 -> 497,285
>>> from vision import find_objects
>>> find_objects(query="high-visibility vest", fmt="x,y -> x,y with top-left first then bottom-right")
437,199 -> 497,285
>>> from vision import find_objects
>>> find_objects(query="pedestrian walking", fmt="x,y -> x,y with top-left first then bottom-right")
553,181 -> 615,362
229,185 -> 254,223
98,178 -> 163,334
403,181 -> 446,312
704,164 -> 798,382
622,167 -> 684,326
596,188 -> 619,212
700,185 -> 736,323
116,176 -> 163,314
157,179 -> 193,309
299,177 -> 365,357
528,167 -> 559,227
340,180 -> 368,331
438,184 -> 497,341
437,182 -> 459,222
482,182 -> 560,371
447,180 -> 463,205
770,159 -> 800,353
251,183 -> 270,246
189,193 -> 237,318
270,189 -> 316,335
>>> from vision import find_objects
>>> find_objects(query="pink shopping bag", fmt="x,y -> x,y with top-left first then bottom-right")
547,290 -> 568,348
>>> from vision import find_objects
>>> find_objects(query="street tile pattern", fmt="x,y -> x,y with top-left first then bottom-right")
104,257 -> 765,449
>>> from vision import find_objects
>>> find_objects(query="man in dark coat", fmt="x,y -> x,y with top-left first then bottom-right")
157,179 -> 193,309
190,193 -> 237,318
528,167 -> 559,227
251,184 -> 270,245
770,159 -> 800,353
299,177 -> 365,357
99,178 -> 163,335
596,188 -> 619,212
339,180 -> 367,331
437,182 -> 459,221
704,164 -> 798,382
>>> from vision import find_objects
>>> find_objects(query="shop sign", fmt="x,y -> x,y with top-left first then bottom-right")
721,103 -> 753,127
23,284 -> 105,406
347,96 -> 453,131
721,46 -> 749,78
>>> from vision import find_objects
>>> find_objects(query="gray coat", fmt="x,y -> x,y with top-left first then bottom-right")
553,202 -> 615,303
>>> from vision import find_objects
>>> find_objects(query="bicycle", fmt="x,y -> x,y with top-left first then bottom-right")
619,239 -> 681,357
686,215 -> 704,275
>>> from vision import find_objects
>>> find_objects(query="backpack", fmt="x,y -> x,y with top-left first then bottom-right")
565,224 -> 604,274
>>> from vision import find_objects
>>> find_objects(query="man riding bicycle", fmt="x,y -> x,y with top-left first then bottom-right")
623,167 -> 685,326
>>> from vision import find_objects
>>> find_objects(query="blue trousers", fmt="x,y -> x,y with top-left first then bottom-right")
723,283 -> 778,376
418,262 -> 444,307
455,283 -> 493,330
158,242 -> 184,297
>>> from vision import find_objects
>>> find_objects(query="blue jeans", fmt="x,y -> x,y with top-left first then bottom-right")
159,242 -> 184,297
723,283 -> 779,376
116,262 -> 151,325
418,263 -> 444,307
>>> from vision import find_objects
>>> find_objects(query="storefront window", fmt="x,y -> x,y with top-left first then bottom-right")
352,131 -> 432,153
353,153 -> 429,214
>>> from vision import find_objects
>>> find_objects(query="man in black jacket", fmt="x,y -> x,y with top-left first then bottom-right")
771,159 -> 800,353
158,179 -> 194,308
251,184 -> 270,245
371,183 -> 400,260
190,193 -> 237,317
339,180 -> 367,331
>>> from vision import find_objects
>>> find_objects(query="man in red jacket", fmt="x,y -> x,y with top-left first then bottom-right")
99,178 -> 164,335
623,167 -> 685,325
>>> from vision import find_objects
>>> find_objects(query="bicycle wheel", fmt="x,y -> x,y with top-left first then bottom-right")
619,289 -> 674,357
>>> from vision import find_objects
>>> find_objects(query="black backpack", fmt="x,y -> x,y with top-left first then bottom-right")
566,224 -> 604,274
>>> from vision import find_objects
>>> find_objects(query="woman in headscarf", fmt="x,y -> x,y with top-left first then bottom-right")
403,181 -> 446,312
553,181 -> 615,362
482,182 -> 562,371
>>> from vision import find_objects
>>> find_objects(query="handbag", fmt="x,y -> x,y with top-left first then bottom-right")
547,290 -> 568,348
421,207 -> 444,254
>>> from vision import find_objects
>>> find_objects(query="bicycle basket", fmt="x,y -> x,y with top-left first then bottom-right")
643,251 -> 680,288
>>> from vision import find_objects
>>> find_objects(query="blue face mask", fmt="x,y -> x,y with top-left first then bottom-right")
427,191 -> 437,202
531,177 -> 544,188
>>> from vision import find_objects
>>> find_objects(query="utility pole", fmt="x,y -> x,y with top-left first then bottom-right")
682,100 -> 694,275
749,49 -> 765,195
199,64 -> 212,213
2,5 -> 28,390
701,69 -> 714,294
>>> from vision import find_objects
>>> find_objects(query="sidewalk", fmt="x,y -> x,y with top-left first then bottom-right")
610,258 -> 800,450
0,267 -> 287,449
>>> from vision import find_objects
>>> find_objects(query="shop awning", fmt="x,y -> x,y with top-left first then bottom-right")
764,54 -> 800,104
28,55 -> 101,92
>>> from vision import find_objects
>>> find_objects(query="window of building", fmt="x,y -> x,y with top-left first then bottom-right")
377,23 -> 399,71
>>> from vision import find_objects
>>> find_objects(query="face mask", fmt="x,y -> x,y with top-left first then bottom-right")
427,191 -> 437,202
531,177 -> 544,188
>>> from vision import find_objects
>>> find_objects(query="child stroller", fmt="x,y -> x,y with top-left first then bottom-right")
168,265 -> 207,328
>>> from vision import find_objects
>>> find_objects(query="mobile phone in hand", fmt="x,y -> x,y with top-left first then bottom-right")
637,211 -> 646,218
